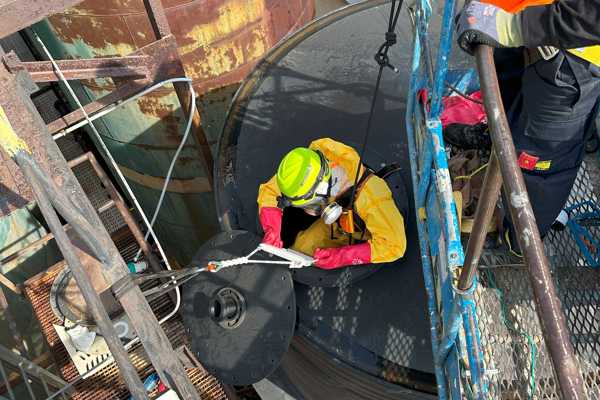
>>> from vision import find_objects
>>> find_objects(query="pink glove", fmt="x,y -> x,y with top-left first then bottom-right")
259,207 -> 283,248
313,243 -> 371,270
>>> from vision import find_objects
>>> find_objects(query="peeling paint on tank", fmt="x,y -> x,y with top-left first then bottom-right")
41,0 -> 314,93
177,0 -> 264,54
47,14 -> 137,57
183,26 -> 268,81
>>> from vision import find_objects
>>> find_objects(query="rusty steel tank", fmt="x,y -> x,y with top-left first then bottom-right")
32,0 -> 314,264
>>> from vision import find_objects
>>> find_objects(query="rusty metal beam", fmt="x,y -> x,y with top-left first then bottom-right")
0,60 -> 197,400
0,0 -> 84,40
41,33 -> 214,188
0,272 -> 20,295
18,154 -> 149,400
47,80 -> 147,134
142,0 -> 173,40
144,2 -> 215,184
3,52 -> 150,82
74,152 -> 167,278
458,151 -> 502,290
46,36 -> 181,135
475,45 -> 586,399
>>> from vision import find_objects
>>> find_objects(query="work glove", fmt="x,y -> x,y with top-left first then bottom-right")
313,243 -> 371,270
455,0 -> 523,55
259,207 -> 283,248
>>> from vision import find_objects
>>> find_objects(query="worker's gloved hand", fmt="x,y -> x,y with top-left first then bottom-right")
455,0 -> 523,55
259,207 -> 284,248
313,243 -> 371,270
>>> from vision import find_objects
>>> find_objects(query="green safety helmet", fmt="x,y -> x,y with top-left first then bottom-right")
276,147 -> 331,207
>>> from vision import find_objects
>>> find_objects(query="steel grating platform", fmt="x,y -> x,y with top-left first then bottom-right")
476,162 -> 600,399
22,261 -> 227,400
19,144 -> 227,400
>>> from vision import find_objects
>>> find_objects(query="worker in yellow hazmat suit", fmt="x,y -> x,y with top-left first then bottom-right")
257,138 -> 406,269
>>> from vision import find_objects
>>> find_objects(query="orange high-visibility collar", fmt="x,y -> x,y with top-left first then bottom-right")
482,0 -> 552,13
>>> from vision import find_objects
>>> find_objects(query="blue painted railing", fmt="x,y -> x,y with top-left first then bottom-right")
405,0 -> 488,398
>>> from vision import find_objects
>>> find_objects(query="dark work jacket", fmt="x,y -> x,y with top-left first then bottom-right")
522,0 -> 600,48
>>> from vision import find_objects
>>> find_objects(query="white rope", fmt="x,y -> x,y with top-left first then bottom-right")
209,245 -> 313,269
34,34 -> 188,342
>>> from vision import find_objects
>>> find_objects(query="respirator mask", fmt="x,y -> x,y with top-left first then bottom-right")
277,150 -> 345,225
297,180 -> 342,224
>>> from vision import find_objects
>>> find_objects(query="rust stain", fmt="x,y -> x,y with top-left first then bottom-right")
136,96 -> 182,143
182,24 -> 268,83
48,0 -> 314,93
137,96 -> 174,119
176,0 -> 264,54
48,13 -> 136,57
65,0 -> 145,15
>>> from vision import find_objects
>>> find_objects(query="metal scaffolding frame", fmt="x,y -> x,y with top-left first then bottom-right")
407,0 -> 588,398
0,1 -> 214,399
458,47 -> 585,399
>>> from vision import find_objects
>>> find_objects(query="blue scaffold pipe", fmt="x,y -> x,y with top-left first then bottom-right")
461,294 -> 488,399
417,141 -> 434,208
426,119 -> 464,267
405,14 -> 448,399
436,302 -> 462,366
430,0 -> 458,117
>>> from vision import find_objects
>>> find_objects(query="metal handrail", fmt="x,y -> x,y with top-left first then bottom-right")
0,344 -> 70,400
457,46 -> 586,399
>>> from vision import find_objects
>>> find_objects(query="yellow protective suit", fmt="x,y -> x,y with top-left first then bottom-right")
257,138 -> 407,263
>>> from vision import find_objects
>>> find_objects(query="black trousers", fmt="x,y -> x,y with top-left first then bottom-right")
494,48 -> 600,240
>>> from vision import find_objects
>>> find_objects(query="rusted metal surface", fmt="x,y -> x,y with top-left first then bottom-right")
23,262 -> 227,400
3,52 -> 150,82
133,32 -> 216,183
0,272 -> 20,294
18,153 -> 149,400
143,0 -> 172,40
0,47 -> 43,218
475,45 -> 586,399
0,0 -> 84,39
43,0 -> 315,94
0,53 -> 200,398
33,0 -> 314,264
0,38 -> 96,223
52,230 -> 123,325
79,151 -> 174,301
458,151 -> 502,291
47,80 -> 148,134
0,148 -> 33,216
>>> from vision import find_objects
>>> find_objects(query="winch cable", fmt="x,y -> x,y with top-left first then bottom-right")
347,0 -> 404,243
111,244 -> 313,301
